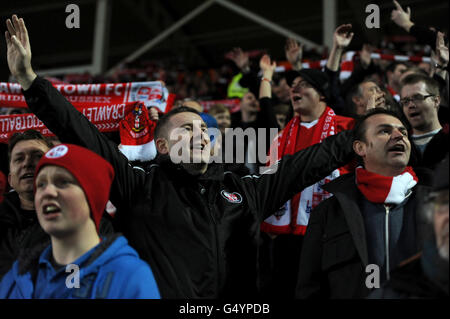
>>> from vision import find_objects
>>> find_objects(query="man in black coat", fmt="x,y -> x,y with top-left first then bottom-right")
368,155 -> 449,299
4,15 -> 355,298
296,108 -> 428,299
0,130 -> 52,279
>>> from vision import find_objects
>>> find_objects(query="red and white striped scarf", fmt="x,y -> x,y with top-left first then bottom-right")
261,107 -> 346,235
355,166 -> 418,204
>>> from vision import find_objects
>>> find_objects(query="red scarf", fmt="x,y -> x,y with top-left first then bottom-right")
262,107 -> 352,235
387,85 -> 400,102
356,166 -> 418,204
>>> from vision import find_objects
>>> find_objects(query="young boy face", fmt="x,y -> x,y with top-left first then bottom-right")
35,165 -> 93,238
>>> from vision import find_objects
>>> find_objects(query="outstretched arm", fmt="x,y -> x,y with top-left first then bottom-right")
242,130 -> 354,221
3,15 -> 146,211
326,24 -> 354,72
5,15 -> 36,90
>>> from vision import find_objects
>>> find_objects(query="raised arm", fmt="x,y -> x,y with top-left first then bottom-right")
432,32 -> 449,79
3,15 -> 146,209
259,54 -> 276,99
390,0 -> 414,33
5,15 -> 36,90
326,24 -> 354,72
285,38 -> 303,71
242,130 -> 354,221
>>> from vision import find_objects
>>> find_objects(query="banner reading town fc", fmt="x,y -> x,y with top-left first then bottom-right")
0,103 -> 129,143
0,81 -> 173,113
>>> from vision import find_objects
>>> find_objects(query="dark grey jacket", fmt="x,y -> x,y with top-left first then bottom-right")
296,173 -> 428,299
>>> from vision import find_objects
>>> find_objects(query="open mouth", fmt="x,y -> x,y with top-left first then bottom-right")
20,173 -> 34,180
388,144 -> 406,153
408,111 -> 421,119
42,204 -> 61,216
293,96 -> 302,102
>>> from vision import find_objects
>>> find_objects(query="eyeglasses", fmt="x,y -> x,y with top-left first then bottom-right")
400,94 -> 434,107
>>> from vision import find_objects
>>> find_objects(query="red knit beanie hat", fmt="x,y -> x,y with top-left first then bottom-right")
34,144 -> 115,232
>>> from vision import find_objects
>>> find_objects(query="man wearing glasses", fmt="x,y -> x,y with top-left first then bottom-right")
400,74 -> 449,171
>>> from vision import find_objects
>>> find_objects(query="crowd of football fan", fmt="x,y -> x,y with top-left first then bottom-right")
0,1 -> 448,299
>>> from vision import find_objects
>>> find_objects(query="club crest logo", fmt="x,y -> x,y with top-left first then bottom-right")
221,190 -> 242,204
46,145 -> 68,159
274,202 -> 288,219
130,103 -> 148,133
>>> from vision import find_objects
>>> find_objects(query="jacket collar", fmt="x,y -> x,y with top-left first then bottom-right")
154,154 -> 224,182
323,173 -> 427,265
323,173 -> 369,266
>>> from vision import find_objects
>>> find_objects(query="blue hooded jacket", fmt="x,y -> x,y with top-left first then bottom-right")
0,234 -> 160,299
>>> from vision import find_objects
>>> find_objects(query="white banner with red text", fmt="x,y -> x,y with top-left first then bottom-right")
0,81 -> 175,113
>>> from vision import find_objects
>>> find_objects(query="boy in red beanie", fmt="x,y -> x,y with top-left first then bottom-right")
0,144 -> 160,299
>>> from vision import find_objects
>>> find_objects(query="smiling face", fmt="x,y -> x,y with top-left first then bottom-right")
401,81 -> 440,134
35,165 -> 93,238
156,112 -> 211,173
353,114 -> 411,176
289,76 -> 323,114
8,139 -> 50,198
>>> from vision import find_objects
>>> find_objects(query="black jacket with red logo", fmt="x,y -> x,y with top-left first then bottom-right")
24,77 -> 354,298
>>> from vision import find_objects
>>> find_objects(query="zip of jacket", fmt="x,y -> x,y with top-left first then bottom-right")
384,204 -> 390,281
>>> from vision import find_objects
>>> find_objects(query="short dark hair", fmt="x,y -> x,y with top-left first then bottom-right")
353,108 -> 407,142
154,106 -> 200,140
401,73 -> 440,96
346,79 -> 378,117
8,130 -> 53,163
386,61 -> 408,74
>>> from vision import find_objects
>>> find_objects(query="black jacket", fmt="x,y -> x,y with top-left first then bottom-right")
368,252 -> 449,299
410,128 -> 449,172
296,173 -> 428,299
23,77 -> 354,298
0,191 -> 48,279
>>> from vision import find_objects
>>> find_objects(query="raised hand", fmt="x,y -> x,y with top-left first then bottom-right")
5,15 -> 36,89
226,47 -> 250,72
391,0 -> 414,32
259,54 -> 276,77
258,54 -> 276,99
435,31 -> 449,68
285,38 -> 303,70
333,24 -> 354,50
